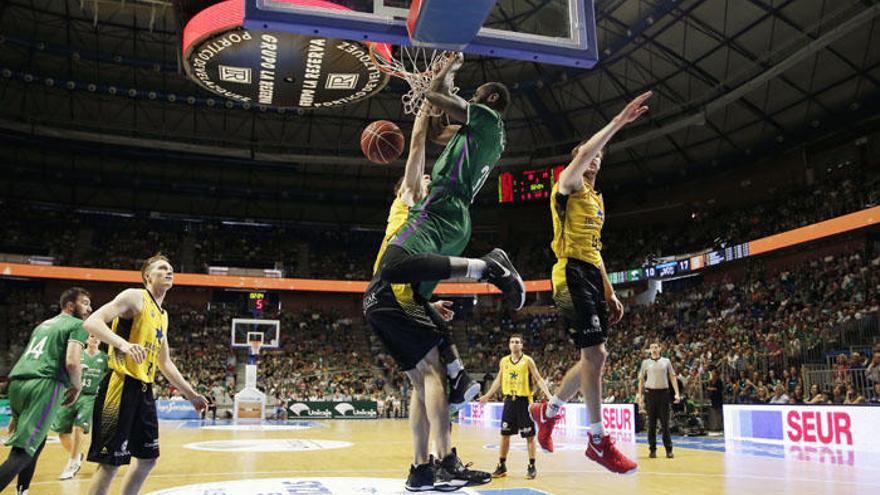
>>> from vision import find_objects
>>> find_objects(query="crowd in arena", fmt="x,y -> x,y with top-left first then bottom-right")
1,166 -> 876,281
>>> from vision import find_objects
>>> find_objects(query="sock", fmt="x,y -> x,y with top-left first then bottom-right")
590,421 -> 605,443
546,396 -> 565,418
529,458 -> 535,466
499,457 -> 506,466
465,259 -> 487,279
446,359 -> 463,379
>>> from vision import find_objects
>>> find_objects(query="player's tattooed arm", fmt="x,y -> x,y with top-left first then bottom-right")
84,288 -> 147,363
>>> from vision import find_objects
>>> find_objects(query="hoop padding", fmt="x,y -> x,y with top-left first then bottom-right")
369,46 -> 457,117
406,0 -> 496,51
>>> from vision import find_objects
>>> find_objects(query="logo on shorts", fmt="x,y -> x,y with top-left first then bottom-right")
590,315 -> 601,332
363,292 -> 378,310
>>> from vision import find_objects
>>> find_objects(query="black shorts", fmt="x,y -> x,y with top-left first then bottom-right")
88,371 -> 159,466
552,258 -> 609,348
501,396 -> 535,437
363,276 -> 443,372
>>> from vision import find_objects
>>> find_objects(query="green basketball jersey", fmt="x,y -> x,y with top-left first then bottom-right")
81,349 -> 109,395
430,103 -> 505,202
9,313 -> 88,385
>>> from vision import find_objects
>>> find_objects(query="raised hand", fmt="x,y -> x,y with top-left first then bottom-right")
615,90 -> 652,125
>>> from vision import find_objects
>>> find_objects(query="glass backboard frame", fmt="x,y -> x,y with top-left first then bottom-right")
231,318 -> 281,348
245,0 -> 599,68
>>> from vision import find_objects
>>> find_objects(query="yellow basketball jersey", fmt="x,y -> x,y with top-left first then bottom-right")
550,181 -> 605,269
109,289 -> 167,383
501,354 -> 532,399
373,196 -> 410,274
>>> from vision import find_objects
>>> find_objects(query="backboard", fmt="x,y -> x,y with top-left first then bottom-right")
231,318 -> 280,349
245,0 -> 598,68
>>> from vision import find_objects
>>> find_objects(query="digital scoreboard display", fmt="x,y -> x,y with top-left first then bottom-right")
499,165 -> 566,203
212,290 -> 279,317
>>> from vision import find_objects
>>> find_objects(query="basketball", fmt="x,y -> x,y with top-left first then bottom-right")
361,120 -> 405,164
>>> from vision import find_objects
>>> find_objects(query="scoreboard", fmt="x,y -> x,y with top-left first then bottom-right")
212,289 -> 280,317
608,242 -> 750,284
499,165 -> 566,203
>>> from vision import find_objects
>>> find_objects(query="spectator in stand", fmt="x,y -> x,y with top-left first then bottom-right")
844,384 -> 865,405
754,386 -> 769,404
833,354 -> 850,384
867,347 -> 880,384
804,384 -> 828,404
830,384 -> 846,405
706,369 -> 723,431
786,367 -> 800,393
868,383 -> 880,405
790,384 -> 805,404
769,384 -> 789,404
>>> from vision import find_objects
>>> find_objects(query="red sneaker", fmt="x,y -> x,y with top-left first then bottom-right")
585,434 -> 638,475
529,401 -> 558,453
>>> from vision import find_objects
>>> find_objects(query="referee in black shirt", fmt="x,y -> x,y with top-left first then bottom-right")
637,342 -> 680,458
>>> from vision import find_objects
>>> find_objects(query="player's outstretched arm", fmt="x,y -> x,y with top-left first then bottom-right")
84,288 -> 147,363
63,341 -> 84,406
400,105 -> 431,206
426,53 -> 468,123
157,334 -> 209,413
558,91 -> 652,194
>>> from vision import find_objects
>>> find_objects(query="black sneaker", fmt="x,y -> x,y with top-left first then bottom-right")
435,448 -> 491,490
649,450 -> 657,458
526,464 -> 537,479
666,450 -> 674,459
405,462 -> 436,492
480,249 -> 525,311
491,462 -> 507,478
449,370 -> 481,415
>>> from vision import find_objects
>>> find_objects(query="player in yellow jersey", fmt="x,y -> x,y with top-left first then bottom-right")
530,91 -> 652,475
479,334 -> 552,480
366,102 -> 489,491
83,254 -> 208,495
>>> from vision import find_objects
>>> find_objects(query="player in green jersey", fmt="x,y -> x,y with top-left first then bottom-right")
0,287 -> 91,494
376,53 -> 526,311
53,333 -> 108,480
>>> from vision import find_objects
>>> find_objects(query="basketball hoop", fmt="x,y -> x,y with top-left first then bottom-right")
369,44 -> 459,117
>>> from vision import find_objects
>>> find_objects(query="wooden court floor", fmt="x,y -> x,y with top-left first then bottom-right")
4,419 -> 875,495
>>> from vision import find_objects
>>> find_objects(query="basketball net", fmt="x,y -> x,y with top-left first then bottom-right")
369,44 -> 459,117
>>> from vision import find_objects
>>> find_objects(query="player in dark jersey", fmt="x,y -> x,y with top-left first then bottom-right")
376,53 -> 526,312
0,287 -> 91,494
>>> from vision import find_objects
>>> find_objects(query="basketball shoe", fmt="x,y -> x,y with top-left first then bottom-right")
405,461 -> 436,492
585,434 -> 638,475
448,370 -> 481,415
435,448 -> 491,490
480,249 -> 525,311
529,401 -> 558,453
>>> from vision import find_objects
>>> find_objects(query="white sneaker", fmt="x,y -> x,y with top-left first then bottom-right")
58,460 -> 81,480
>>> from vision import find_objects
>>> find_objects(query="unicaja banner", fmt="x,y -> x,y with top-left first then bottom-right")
723,404 -> 880,452
157,398 -> 202,420
287,401 -> 378,419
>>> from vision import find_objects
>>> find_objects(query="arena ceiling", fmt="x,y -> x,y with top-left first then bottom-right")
1,0 -> 879,192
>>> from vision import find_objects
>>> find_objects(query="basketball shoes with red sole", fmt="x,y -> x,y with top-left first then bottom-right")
585,434 -> 638,475
529,401 -> 558,453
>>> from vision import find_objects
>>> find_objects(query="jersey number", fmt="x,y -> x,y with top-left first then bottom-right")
83,377 -> 92,389
25,336 -> 48,360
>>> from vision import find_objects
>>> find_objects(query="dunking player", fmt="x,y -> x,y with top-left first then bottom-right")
85,254 -> 208,495
53,333 -> 108,480
366,100 -> 489,491
372,102 -> 481,416
375,53 -> 525,312
0,287 -> 91,495
478,334 -> 552,480
530,91 -> 653,475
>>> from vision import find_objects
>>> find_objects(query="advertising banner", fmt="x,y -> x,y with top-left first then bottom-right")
458,402 -> 635,442
157,399 -> 202,420
724,404 -> 880,453
288,401 -> 377,419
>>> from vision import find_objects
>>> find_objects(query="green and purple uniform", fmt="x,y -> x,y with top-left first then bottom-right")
391,102 -> 505,299
6,313 -> 88,456
52,349 -> 108,434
